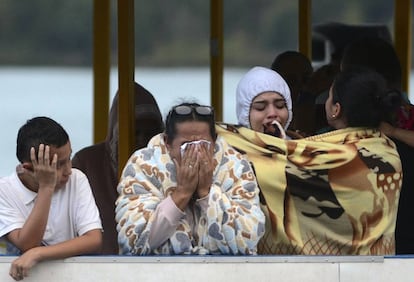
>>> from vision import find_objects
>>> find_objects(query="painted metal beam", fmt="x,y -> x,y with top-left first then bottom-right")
93,0 -> 111,143
117,0 -> 135,175
298,0 -> 312,60
394,0 -> 412,94
210,0 -> 224,122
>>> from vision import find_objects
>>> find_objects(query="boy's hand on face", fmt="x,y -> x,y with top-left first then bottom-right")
30,144 -> 58,191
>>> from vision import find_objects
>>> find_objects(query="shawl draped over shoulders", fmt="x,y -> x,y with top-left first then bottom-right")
216,123 -> 402,255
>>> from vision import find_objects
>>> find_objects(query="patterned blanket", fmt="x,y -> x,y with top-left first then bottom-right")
115,134 -> 265,255
216,123 -> 402,255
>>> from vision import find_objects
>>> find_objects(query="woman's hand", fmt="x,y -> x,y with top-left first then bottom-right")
196,142 -> 214,199
172,143 -> 199,209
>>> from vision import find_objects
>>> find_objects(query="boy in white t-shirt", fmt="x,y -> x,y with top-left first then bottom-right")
0,117 -> 102,281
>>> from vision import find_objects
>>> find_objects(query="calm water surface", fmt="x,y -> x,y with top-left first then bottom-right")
0,67 -> 413,176
0,67 -> 246,176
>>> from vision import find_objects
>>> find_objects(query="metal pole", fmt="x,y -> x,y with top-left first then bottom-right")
210,0 -> 224,121
117,0 -> 135,176
93,0 -> 111,143
394,0 -> 412,94
298,0 -> 312,60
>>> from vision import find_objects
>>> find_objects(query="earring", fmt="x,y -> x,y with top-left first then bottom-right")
332,114 -> 336,118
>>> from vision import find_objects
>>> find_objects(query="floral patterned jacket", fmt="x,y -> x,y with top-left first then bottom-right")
116,134 -> 265,255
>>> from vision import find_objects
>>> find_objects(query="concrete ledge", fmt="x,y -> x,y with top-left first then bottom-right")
0,255 -> 413,282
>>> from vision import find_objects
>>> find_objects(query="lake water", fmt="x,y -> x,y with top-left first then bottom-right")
0,67 -> 413,176
0,67 -> 246,176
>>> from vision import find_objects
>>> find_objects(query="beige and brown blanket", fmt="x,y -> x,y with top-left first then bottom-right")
216,123 -> 402,255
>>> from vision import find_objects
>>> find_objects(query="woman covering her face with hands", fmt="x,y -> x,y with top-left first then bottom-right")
116,102 -> 265,255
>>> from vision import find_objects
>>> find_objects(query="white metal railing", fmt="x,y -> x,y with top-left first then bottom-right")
1,255 -> 414,282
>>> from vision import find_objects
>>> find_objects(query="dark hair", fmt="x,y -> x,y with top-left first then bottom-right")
332,67 -> 401,128
165,102 -> 217,144
341,37 -> 402,91
16,116 -> 69,163
271,51 -> 312,73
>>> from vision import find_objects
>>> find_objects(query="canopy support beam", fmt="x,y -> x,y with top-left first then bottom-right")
298,0 -> 312,60
117,0 -> 136,175
210,0 -> 224,122
394,0 -> 412,94
93,0 -> 111,143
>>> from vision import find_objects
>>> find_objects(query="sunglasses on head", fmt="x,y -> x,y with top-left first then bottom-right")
172,105 -> 214,116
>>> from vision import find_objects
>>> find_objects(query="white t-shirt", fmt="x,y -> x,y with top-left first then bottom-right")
0,168 -> 102,255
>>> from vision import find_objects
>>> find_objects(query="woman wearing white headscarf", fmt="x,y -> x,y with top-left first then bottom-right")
236,66 -> 302,139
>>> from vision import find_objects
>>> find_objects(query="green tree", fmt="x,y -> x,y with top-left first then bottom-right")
0,0 -> 411,67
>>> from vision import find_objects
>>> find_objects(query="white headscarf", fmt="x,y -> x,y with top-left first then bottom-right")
236,66 -> 292,130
